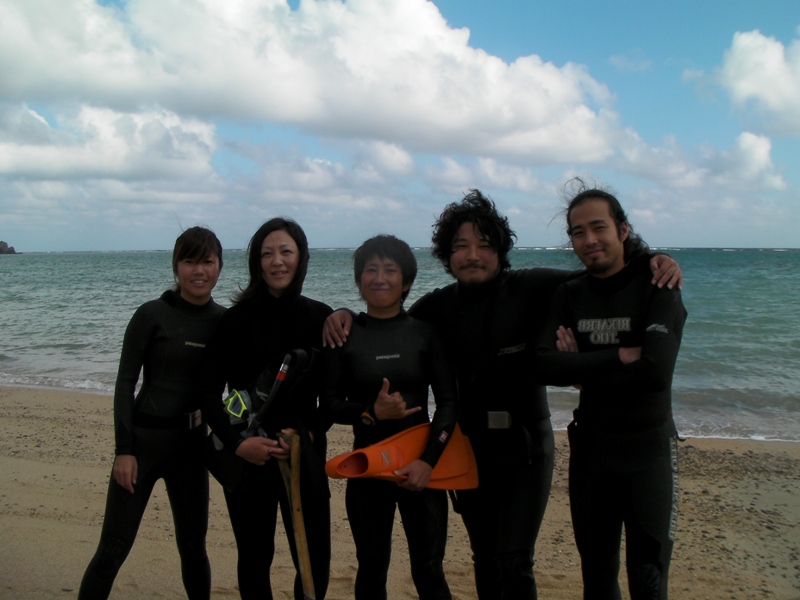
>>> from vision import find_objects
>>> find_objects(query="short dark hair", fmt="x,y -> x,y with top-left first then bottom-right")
353,235 -> 417,302
563,177 -> 648,262
172,226 -> 223,276
431,189 -> 516,276
234,217 -> 310,304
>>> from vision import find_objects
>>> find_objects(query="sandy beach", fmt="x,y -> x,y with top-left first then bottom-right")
0,385 -> 798,599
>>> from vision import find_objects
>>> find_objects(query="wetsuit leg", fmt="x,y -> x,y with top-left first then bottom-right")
224,463 -> 281,600
163,444 -> 211,600
457,419 -> 555,600
569,451 -> 624,600
78,465 -> 158,599
457,483 -> 499,599
624,437 -> 679,600
398,487 -> 451,600
346,478 -> 397,600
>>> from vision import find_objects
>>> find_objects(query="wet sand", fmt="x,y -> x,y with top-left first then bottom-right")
1,385 -> 798,599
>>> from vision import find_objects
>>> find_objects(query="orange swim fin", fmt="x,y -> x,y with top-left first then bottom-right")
325,423 -> 478,490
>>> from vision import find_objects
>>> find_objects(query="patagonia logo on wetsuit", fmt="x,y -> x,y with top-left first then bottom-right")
497,343 -> 525,356
577,317 -> 631,345
375,354 -> 400,360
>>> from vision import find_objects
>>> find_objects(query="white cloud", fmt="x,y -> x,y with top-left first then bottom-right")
618,182 -> 800,249
609,52 -> 652,73
0,104 -> 217,180
714,29 -> 800,135
0,0 -> 161,105
422,157 -> 543,195
0,1 -> 796,250
613,128 -> 785,191
1,0 -> 621,163
361,141 -> 415,176
425,157 -> 476,192
704,132 -> 786,190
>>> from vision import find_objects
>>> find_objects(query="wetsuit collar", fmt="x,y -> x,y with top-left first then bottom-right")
162,289 -> 219,316
356,309 -> 409,330
455,270 -> 506,301
587,254 -> 649,297
253,280 -> 303,304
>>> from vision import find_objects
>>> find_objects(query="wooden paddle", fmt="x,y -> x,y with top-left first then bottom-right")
278,433 -> 316,600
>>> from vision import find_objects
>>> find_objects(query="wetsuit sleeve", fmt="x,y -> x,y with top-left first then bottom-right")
296,302 -> 334,437
589,287 -> 686,392
319,346 -> 363,425
200,315 -> 245,450
420,328 -> 459,468
518,266 -> 584,291
407,288 -> 440,322
535,284 -> 686,391
113,305 -> 155,455
534,285 -> 621,386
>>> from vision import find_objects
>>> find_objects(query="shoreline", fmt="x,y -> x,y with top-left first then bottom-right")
1,385 -> 799,598
3,382 -> 797,444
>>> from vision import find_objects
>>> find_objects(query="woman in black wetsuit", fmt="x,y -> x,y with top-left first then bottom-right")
321,235 -> 459,600
79,227 -> 226,600
203,218 -> 332,600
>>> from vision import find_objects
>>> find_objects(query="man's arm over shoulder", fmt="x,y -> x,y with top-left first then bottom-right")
511,267 -> 586,303
407,284 -> 453,322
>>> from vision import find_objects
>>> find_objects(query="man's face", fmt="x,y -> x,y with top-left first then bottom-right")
449,222 -> 501,286
568,198 -> 629,278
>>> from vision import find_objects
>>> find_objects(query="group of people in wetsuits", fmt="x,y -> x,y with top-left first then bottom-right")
79,180 -> 686,600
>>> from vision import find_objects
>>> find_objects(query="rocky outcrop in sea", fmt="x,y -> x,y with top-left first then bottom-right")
0,241 -> 18,254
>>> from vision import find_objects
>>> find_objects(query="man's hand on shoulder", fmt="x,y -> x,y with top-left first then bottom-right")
322,309 -> 353,348
650,255 -> 683,290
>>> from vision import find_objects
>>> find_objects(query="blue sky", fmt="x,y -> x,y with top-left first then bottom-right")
1,0 -> 798,251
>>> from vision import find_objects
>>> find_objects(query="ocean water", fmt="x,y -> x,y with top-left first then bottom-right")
1,247 -> 798,442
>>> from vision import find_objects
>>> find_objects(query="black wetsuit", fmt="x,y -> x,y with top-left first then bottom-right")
536,255 -> 686,600
79,290 -> 225,600
409,267 -> 576,600
203,283 -> 332,600
321,310 -> 459,600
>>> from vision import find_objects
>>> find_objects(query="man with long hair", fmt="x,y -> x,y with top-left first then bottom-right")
536,183 -> 686,599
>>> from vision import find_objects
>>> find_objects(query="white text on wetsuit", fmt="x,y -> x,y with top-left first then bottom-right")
577,317 -> 631,345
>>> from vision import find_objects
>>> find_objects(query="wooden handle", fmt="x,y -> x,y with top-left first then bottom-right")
279,434 -> 316,600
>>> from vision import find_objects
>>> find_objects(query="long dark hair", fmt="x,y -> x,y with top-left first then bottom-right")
233,218 -> 309,304
563,178 -> 648,263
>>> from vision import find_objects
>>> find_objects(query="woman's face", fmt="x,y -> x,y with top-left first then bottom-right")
176,254 -> 220,305
260,229 -> 300,297
358,255 -> 409,318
